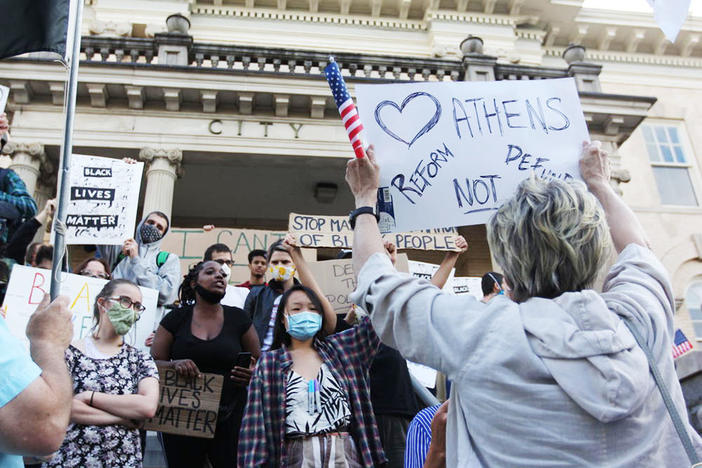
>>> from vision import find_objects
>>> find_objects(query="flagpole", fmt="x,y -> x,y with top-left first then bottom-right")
50,0 -> 84,300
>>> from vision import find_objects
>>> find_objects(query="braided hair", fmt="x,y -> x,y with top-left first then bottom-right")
178,261 -> 206,306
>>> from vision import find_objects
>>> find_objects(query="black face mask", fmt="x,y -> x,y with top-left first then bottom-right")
195,284 -> 225,304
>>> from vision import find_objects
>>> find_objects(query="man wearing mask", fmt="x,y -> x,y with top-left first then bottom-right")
480,272 -> 505,303
203,243 -> 250,308
243,237 -> 336,351
97,211 -> 181,332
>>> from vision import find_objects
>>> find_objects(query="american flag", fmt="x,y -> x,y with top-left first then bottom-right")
324,57 -> 366,159
673,329 -> 693,359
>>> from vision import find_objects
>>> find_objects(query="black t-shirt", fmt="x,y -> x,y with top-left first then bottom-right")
335,314 -> 422,418
160,305 -> 252,408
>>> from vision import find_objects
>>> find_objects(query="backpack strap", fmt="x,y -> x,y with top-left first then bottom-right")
113,250 -> 170,270
156,251 -> 170,268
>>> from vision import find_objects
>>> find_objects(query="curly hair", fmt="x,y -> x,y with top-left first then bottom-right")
178,261 -> 206,306
487,174 -> 611,303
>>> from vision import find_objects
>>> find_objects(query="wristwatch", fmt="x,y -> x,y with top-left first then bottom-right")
349,206 -> 379,229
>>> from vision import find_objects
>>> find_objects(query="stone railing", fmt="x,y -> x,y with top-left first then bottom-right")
76,36 -> 580,84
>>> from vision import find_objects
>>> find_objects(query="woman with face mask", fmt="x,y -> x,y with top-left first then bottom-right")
239,282 -> 386,467
42,279 -> 159,468
151,260 -> 261,468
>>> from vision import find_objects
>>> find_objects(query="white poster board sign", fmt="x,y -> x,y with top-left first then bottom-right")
407,360 -> 437,389
356,78 -> 589,232
450,276 -> 483,300
0,85 -> 8,114
1,265 -> 158,352
62,155 -> 143,244
408,259 -> 455,292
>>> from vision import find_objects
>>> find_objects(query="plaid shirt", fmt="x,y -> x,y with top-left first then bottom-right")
0,169 -> 37,242
239,316 -> 386,467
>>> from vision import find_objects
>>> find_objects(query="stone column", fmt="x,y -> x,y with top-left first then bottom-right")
1,142 -> 46,196
139,148 -> 183,220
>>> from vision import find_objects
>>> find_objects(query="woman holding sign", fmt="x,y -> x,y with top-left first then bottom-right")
42,279 -> 159,468
239,235 -> 386,468
151,259 -> 261,468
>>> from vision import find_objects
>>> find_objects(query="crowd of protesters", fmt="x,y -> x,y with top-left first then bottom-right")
1,104 -> 701,468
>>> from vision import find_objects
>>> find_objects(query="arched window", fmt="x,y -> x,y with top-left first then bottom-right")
686,281 -> 702,340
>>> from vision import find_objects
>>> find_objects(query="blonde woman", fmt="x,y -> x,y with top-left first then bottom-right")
345,143 -> 702,466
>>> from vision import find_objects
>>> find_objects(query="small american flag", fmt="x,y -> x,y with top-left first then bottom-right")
673,329 -> 693,359
324,57 -> 366,159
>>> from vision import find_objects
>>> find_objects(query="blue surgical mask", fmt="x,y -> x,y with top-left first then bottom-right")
286,311 -> 322,341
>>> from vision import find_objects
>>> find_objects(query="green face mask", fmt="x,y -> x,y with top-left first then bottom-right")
105,302 -> 137,336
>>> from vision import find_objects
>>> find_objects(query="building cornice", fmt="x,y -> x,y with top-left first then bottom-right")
545,47 -> 702,68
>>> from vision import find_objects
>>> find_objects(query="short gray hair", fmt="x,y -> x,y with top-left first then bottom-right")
487,175 -> 611,303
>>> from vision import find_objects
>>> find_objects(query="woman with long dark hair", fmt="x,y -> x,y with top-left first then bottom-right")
239,276 -> 386,467
42,279 -> 159,468
151,259 -> 260,467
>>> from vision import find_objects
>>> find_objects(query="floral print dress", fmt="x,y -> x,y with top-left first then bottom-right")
43,344 -> 159,468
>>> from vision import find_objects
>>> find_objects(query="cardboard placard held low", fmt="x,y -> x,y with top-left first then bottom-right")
289,213 -> 460,251
143,366 -> 223,439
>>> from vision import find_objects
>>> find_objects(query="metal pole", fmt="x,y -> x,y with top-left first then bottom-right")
50,0 -> 83,299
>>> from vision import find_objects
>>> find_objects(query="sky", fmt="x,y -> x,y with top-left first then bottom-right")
582,0 -> 702,17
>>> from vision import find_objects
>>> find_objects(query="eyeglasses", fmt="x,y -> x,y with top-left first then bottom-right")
213,259 -> 233,267
80,271 -> 110,280
106,296 -> 146,314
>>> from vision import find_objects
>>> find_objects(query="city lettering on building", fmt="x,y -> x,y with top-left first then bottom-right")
208,119 -> 305,138
288,212 -> 460,251
143,367 -> 223,439
355,77 -> 589,233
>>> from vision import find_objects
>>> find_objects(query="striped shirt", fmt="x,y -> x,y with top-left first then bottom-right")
0,169 -> 37,242
404,404 -> 440,468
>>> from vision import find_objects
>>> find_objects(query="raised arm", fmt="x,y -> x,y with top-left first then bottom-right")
430,236 -> 468,289
580,141 -> 649,253
283,233 -> 337,334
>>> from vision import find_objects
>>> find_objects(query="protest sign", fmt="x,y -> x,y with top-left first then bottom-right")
61,154 -> 143,244
143,366 -> 223,439
355,78 -> 589,232
408,259 -> 455,292
161,227 -> 288,284
407,361 -> 437,389
289,213 -> 460,251
450,276 -> 483,299
307,254 -> 409,315
0,265 -> 158,351
0,85 -> 8,114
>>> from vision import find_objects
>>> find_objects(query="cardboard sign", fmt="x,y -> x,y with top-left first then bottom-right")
61,155 -> 144,244
160,227 -> 288,284
307,254 -> 409,315
355,78 -> 589,232
0,265 -> 158,351
143,366 -> 223,439
289,213 -> 460,251
0,85 -> 8,114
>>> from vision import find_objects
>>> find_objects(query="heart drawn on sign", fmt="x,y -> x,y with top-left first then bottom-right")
374,92 -> 442,148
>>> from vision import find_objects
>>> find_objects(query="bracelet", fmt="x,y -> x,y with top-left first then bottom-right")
89,391 -> 95,407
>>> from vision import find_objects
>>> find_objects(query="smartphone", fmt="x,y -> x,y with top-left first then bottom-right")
235,352 -> 252,368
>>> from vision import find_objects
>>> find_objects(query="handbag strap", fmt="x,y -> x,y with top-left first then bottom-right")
622,317 -> 700,465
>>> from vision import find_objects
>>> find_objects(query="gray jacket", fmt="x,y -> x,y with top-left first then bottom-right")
351,244 -> 702,467
98,214 -> 181,329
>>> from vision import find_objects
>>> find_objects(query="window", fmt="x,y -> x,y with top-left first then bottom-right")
686,282 -> 702,340
642,124 -> 699,206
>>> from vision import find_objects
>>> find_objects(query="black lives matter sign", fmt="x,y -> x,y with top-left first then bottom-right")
143,367 -> 224,439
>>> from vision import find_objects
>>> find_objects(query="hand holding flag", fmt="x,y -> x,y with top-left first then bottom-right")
325,57 -> 367,159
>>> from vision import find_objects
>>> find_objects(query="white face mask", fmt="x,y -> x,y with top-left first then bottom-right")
269,264 -> 296,282
220,262 -> 231,283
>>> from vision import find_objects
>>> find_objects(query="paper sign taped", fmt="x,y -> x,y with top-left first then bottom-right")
143,366 -> 223,439
62,155 -> 144,245
0,265 -> 158,352
355,78 -> 589,232
289,213 -> 460,251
